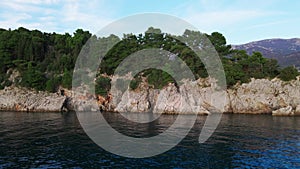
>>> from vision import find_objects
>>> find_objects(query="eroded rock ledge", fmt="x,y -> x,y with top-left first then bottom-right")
103,77 -> 300,116
1,77 -> 300,116
0,86 -> 70,112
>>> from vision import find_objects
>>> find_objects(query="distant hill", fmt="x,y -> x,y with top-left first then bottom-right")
233,38 -> 300,69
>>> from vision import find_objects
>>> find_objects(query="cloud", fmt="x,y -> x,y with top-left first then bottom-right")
11,0 -> 61,5
0,1 -> 42,12
169,0 -> 286,44
60,0 -> 114,33
0,0 -> 114,34
171,0 -> 276,33
0,0 -> 60,31
0,0 -> 297,45
0,13 -> 31,29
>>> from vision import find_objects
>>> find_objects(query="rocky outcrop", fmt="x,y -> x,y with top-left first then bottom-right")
0,86 -> 69,112
103,77 -> 300,116
272,106 -> 294,116
228,77 -> 300,115
1,77 -> 300,116
64,88 -> 100,112
109,80 -> 217,115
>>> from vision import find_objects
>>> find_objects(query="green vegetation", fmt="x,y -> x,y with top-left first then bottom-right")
0,27 -> 91,91
129,78 -> 141,90
278,66 -> 299,81
95,76 -> 111,96
222,51 -> 283,86
0,27 -> 298,95
20,62 -> 46,90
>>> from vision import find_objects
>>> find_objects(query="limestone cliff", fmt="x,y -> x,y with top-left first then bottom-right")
0,86 -> 68,112
228,78 -> 300,115
1,77 -> 300,116
104,77 -> 300,116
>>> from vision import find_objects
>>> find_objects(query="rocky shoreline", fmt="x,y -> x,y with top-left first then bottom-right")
0,86 -> 67,112
1,77 -> 300,116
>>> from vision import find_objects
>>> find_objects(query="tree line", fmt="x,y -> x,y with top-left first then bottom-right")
0,27 -> 298,95
0,27 -> 91,91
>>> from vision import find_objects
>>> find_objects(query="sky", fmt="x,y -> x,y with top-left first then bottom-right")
0,0 -> 299,44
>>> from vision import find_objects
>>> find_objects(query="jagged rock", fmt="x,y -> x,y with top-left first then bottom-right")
69,92 -> 99,112
107,77 -> 300,116
0,86 -> 67,112
1,76 -> 300,116
228,78 -> 300,114
272,106 -> 294,116
115,89 -> 151,113
110,79 -> 227,115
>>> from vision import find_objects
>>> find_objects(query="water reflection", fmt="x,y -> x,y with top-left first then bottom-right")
0,112 -> 299,168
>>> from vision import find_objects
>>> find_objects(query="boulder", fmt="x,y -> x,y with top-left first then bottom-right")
272,106 -> 294,116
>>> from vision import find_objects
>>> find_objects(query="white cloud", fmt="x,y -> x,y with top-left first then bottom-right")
0,0 -> 294,45
0,13 -> 31,29
169,0 -> 285,43
0,1 -> 42,12
59,0 -> 114,33
0,0 -> 114,34
11,0 -> 61,5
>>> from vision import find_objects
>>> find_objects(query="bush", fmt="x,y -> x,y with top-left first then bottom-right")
146,69 -> 175,89
20,64 -> 46,90
62,70 -> 72,89
130,78 -> 140,90
46,76 -> 62,92
95,76 -> 111,96
278,66 -> 299,81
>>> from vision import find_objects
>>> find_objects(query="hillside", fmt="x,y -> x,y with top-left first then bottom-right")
233,38 -> 300,69
0,27 -> 298,94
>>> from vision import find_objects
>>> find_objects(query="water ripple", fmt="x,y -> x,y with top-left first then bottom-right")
0,112 -> 299,168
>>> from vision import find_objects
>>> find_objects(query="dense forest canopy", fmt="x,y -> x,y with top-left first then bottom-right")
0,27 -> 298,95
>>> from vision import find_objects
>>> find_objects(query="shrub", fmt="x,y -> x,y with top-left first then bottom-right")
278,66 -> 299,81
95,76 -> 111,96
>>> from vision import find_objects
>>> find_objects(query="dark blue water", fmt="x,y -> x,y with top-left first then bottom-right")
0,112 -> 299,168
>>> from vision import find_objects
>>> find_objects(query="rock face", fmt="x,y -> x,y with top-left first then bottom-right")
0,86 -> 68,112
111,80 -> 221,115
1,77 -> 300,116
104,77 -> 300,116
228,78 -> 300,114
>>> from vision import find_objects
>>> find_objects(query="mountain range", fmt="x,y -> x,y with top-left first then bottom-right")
233,38 -> 300,69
